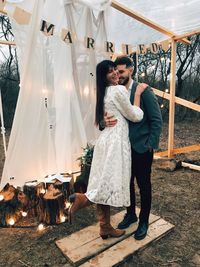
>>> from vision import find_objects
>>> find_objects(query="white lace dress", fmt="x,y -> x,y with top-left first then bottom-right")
85,85 -> 143,207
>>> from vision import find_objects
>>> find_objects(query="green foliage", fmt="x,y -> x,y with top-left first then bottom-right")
77,144 -> 94,167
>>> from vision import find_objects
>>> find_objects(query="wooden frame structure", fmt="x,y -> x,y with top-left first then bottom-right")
0,1 -> 200,163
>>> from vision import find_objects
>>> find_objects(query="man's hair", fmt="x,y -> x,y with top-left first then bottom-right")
114,56 -> 133,68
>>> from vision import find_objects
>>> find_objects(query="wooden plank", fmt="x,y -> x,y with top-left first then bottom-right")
168,40 -> 177,158
111,0 -> 190,45
153,88 -> 200,113
155,144 -> 200,157
81,218 -> 174,267
173,28 -> 200,41
0,39 -> 16,46
56,210 -> 160,266
181,162 -> 200,171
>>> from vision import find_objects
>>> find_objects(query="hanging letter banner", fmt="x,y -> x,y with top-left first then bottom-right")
6,6 -> 170,55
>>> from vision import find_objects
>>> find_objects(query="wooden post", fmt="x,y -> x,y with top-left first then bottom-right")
168,39 -> 177,158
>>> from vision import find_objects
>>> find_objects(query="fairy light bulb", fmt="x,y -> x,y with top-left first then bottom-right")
165,89 -> 169,93
0,195 -> 4,201
160,104 -> 164,108
141,73 -> 145,77
40,188 -> 45,194
21,211 -> 27,217
8,218 -> 15,226
83,86 -> 89,96
65,202 -> 71,209
38,224 -> 45,231
60,216 -> 66,223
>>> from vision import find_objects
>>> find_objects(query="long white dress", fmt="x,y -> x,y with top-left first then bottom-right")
85,85 -> 144,207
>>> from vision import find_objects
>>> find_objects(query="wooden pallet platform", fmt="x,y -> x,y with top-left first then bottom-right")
56,209 -> 174,267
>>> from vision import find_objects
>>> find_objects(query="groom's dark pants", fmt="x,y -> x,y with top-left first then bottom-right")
127,148 -> 154,223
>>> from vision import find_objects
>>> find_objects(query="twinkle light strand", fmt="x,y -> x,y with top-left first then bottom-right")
8,218 -> 15,226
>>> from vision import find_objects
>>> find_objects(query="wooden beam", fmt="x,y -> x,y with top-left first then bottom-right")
0,39 -> 15,46
111,0 -> 191,45
153,88 -> 200,113
173,28 -> 200,41
168,40 -> 177,158
155,144 -> 200,157
181,162 -> 200,171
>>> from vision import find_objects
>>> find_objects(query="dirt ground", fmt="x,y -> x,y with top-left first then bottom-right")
0,120 -> 200,267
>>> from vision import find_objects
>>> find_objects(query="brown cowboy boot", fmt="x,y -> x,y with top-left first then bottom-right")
97,204 -> 125,239
68,193 -> 91,223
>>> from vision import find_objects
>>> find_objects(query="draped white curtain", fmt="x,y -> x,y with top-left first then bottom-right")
1,0 -> 108,188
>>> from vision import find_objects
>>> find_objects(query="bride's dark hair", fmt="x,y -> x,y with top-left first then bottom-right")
95,60 -> 116,126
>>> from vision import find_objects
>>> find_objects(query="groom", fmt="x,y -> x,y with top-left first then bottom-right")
104,56 -> 162,240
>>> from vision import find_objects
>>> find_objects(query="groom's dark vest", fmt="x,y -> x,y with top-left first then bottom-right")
129,81 -> 162,153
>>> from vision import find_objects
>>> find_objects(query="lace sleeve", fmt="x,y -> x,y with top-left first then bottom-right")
112,85 -> 143,122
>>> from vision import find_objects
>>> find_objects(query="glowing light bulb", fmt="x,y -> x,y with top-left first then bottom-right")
60,216 -> 66,223
141,73 -> 145,77
160,104 -> 164,108
0,195 -> 4,201
21,211 -> 27,217
38,224 -> 45,231
65,202 -> 71,209
83,86 -> 89,96
165,89 -> 169,93
40,188 -> 45,194
8,218 -> 15,226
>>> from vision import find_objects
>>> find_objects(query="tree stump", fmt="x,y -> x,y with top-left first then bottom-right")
23,182 -> 45,216
0,183 -> 28,226
38,185 -> 65,225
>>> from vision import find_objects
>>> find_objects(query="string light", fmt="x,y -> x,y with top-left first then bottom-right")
37,224 -> 45,231
65,202 -> 71,209
40,188 -> 45,194
60,215 -> 66,223
141,72 -> 145,77
21,211 -> 28,217
160,104 -> 164,108
8,218 -> 15,226
0,195 -> 4,201
165,89 -> 169,93
83,86 -> 89,96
